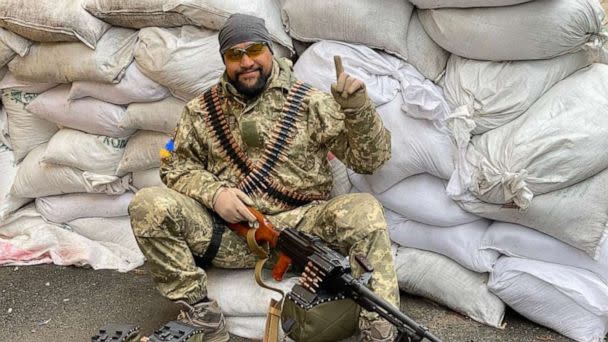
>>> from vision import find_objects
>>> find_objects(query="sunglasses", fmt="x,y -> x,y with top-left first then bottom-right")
223,42 -> 268,62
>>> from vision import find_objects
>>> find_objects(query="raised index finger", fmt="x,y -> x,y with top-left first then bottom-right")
334,55 -> 344,81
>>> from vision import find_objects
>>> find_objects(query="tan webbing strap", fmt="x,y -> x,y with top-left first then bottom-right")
264,298 -> 282,342
245,230 -> 284,342
252,253 -> 285,342
246,228 -> 269,259
254,257 -> 285,297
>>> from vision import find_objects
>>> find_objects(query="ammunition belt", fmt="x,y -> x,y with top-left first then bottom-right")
202,87 -> 253,177
201,82 -> 327,209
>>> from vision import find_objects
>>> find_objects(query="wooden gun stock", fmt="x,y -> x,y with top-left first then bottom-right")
227,207 -> 292,281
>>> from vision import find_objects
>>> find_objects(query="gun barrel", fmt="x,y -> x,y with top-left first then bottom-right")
347,278 -> 443,342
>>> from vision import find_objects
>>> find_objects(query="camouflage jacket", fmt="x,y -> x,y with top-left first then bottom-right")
160,57 -> 390,221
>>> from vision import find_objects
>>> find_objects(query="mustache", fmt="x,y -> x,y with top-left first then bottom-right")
236,67 -> 262,77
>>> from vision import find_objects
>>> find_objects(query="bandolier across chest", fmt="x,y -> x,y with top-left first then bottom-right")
200,81 -> 328,210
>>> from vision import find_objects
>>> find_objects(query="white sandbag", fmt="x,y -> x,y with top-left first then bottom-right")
116,131 -> 169,175
489,257 -> 608,342
0,146 -> 30,222
41,129 -> 128,175
294,41 -> 397,107
418,0 -> 605,61
350,172 -> 478,227
0,194 -> 31,224
394,246 -> 505,328
459,167 -> 608,259
282,0 -> 413,60
2,88 -> 58,161
294,41 -> 454,194
134,26 -> 224,101
386,209 -> 496,272
167,0 -> 293,52
291,40 -> 311,58
226,316 -> 268,340
0,204 -> 143,272
449,64 -> 608,210
67,216 -> 140,253
0,107 -> 9,148
9,27 -> 137,84
0,44 -> 14,69
406,11 -> 449,82
362,98 -> 455,193
0,27 -> 31,66
36,192 -> 134,224
0,146 -> 17,203
272,44 -> 296,60
26,85 -> 135,138
0,72 -> 58,93
0,0 -> 111,49
410,0 -> 532,8
328,154 -> 352,198
69,63 -> 170,105
206,268 -> 298,317
293,40 -> 450,120
10,144 -> 132,199
0,28 -> 31,57
482,222 -> 608,284
83,0 -> 195,28
121,97 -> 185,134
444,50 -> 594,138
132,168 -> 164,190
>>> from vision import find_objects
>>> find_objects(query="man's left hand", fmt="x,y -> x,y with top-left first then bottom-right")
330,56 -> 369,111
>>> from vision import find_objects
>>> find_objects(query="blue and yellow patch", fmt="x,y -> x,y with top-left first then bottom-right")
160,138 -> 175,160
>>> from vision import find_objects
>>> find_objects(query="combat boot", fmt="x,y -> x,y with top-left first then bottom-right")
175,298 -> 230,342
360,318 -> 396,342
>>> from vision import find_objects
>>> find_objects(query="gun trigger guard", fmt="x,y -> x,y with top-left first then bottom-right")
246,227 -> 269,259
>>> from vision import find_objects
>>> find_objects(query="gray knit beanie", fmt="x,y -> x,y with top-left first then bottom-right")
218,13 -> 273,55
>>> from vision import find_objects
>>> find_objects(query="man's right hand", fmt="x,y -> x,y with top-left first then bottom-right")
331,55 -> 368,112
212,187 -> 257,223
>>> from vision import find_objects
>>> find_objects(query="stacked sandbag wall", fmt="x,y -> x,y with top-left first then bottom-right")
0,0 -> 607,340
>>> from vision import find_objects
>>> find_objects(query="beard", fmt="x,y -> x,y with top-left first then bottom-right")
229,68 -> 270,98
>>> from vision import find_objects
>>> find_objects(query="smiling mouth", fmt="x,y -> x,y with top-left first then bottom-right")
239,69 -> 260,78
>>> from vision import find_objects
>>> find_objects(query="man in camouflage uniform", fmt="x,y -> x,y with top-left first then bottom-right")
129,13 -> 399,342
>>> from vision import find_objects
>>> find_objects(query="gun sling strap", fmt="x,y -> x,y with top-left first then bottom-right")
246,228 -> 284,342
201,82 -> 328,211
192,213 -> 225,269
193,212 -> 283,341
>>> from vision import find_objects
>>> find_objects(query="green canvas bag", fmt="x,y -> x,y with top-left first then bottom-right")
281,290 -> 360,342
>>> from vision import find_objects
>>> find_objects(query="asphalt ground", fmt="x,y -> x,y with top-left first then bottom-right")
0,264 -> 580,342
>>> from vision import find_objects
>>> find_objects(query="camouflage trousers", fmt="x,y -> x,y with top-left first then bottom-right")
128,186 -> 400,324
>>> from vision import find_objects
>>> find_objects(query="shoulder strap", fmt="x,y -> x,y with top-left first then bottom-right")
254,257 -> 284,342
264,298 -> 282,342
246,230 -> 285,342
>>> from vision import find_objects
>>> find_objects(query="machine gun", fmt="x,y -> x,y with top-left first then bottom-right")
228,208 -> 444,342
